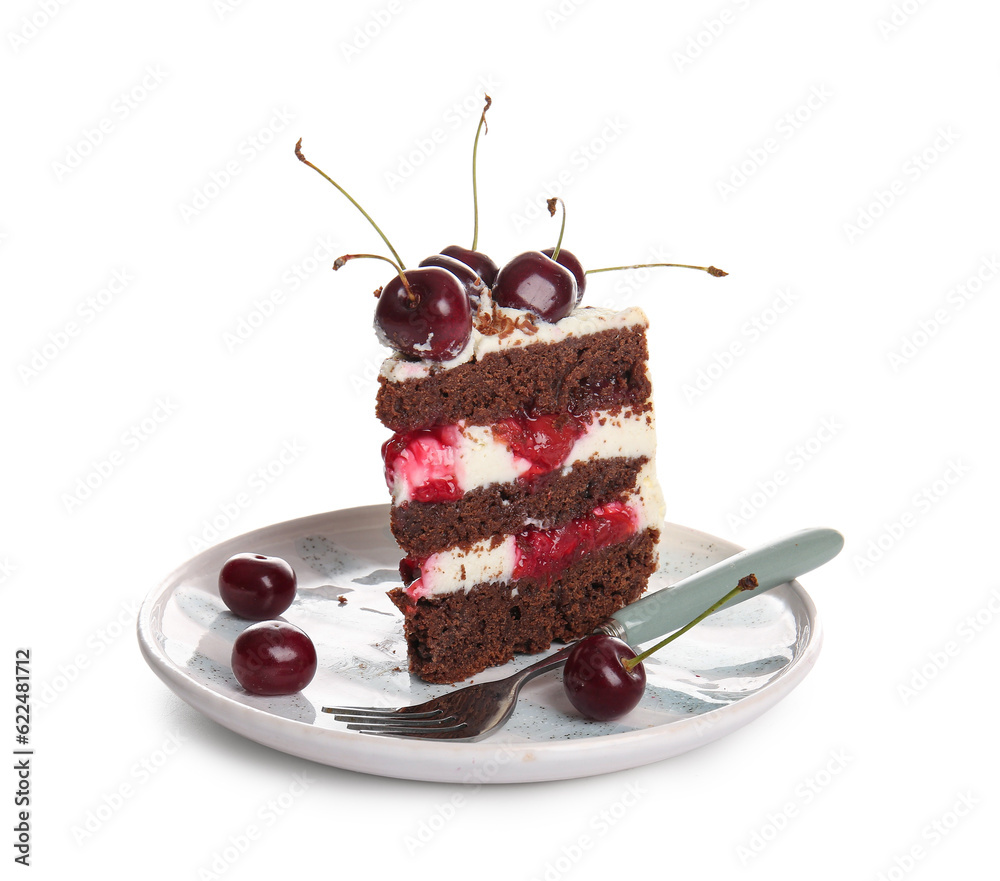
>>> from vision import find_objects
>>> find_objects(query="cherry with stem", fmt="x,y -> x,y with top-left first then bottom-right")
563,573 -> 758,721
493,196 -> 580,321
297,143 -> 473,361
337,254 -> 473,362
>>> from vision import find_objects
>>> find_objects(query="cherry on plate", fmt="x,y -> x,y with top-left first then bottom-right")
562,634 -> 645,721
231,621 -> 317,696
219,553 -> 297,620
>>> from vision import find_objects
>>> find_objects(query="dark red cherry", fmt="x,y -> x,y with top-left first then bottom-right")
541,248 -> 586,302
563,634 -> 645,721
562,575 -> 760,722
418,253 -> 487,306
493,251 -> 578,323
375,266 -> 472,361
440,245 -> 499,288
219,553 -> 297,620
231,621 -> 317,696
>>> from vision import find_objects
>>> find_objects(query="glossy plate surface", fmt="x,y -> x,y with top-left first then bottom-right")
137,505 -> 821,783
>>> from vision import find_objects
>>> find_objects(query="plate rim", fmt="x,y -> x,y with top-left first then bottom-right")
136,506 -> 822,784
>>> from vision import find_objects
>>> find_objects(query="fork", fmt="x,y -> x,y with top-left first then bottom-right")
322,527 -> 843,741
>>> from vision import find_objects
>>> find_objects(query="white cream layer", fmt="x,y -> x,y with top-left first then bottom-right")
387,407 -> 658,505
409,461 -> 664,600
380,294 -> 650,383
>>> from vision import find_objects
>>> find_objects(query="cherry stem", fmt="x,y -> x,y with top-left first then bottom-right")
586,263 -> 728,278
547,197 -> 567,261
334,253 -> 416,305
295,139 -> 406,270
622,574 -> 758,672
470,95 -> 491,251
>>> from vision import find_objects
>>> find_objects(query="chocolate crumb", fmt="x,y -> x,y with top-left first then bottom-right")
475,304 -> 539,339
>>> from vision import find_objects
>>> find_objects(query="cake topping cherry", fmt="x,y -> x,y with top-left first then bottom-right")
541,247 -> 586,302
492,200 -> 577,321
298,134 -> 477,360
335,255 -> 472,361
297,101 -> 729,360
493,197 -> 579,322
439,245 -> 499,289
418,253 -> 487,306
493,251 -> 578,322
563,574 -> 758,721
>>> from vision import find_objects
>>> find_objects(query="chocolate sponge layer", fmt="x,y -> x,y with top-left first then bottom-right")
387,528 -> 659,684
391,456 -> 650,559
376,324 -> 652,433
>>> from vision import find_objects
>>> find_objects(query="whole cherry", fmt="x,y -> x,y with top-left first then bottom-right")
493,251 -> 578,322
563,634 -> 646,721
563,574 -> 758,721
541,247 -> 586,302
296,104 -> 729,361
418,253 -> 487,305
439,245 -> 499,288
369,262 -> 472,361
231,620 -> 317,696
494,197 -> 578,322
219,553 -> 297,620
297,124 -> 480,361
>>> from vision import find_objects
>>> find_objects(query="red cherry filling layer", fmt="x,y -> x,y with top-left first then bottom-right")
512,501 -> 637,580
491,413 -> 587,480
382,412 -> 589,503
401,500 -> 640,601
381,425 -> 464,504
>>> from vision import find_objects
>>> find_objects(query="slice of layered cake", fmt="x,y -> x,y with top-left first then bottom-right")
378,295 -> 664,683
294,116 -> 721,686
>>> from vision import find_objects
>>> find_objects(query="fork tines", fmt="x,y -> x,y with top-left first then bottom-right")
321,705 -> 469,737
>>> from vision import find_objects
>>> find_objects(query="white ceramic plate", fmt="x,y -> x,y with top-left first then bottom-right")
137,505 -> 821,783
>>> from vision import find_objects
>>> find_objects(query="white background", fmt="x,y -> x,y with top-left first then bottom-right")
3,0 -> 997,877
